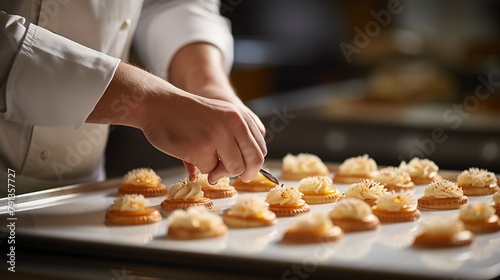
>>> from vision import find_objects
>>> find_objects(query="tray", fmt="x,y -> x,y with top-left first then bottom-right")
1,161 -> 499,280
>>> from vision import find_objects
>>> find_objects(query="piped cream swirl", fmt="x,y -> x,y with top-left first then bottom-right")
423,180 -> 463,198
123,168 -> 161,186
193,171 -> 231,189
168,206 -> 224,230
298,176 -> 333,194
459,202 -> 495,221
229,195 -> 274,218
282,153 -> 329,175
109,194 -> 149,211
373,167 -> 412,185
457,168 -> 497,187
291,213 -> 333,230
399,157 -> 439,179
265,185 -> 305,206
329,198 -> 373,220
418,217 -> 466,236
338,154 -> 377,175
168,179 -> 204,200
376,191 -> 417,212
343,179 -> 387,200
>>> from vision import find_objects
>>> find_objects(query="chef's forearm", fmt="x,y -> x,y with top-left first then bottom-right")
168,42 -> 241,104
86,62 -> 179,129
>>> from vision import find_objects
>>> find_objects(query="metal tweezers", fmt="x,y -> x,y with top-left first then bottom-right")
259,169 -> 280,185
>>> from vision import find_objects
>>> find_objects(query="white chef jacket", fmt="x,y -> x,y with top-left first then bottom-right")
0,0 -> 233,196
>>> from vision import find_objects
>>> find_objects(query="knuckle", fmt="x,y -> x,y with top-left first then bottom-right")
226,110 -> 245,126
225,161 -> 245,175
192,157 -> 217,174
249,152 -> 265,167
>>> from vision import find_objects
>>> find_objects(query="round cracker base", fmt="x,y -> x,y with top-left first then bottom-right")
202,187 -> 238,199
223,214 -> 276,228
160,198 -> 213,214
119,183 -> 168,197
372,207 -> 421,223
281,226 -> 343,244
330,215 -> 380,233
302,192 -> 341,204
412,231 -> 474,248
269,204 -> 311,217
167,224 -> 227,240
417,196 -> 468,210
105,209 -> 162,225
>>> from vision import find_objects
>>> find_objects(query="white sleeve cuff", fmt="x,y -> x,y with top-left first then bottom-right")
134,0 -> 234,79
2,23 -> 120,128
0,12 -> 27,111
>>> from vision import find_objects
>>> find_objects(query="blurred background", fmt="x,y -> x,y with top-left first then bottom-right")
106,0 -> 500,177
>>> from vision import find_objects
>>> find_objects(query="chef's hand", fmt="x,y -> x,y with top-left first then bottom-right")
168,43 -> 267,182
141,88 -> 267,185
87,62 -> 267,184
182,97 -> 265,183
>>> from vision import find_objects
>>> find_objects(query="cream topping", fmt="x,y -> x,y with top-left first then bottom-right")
168,179 -> 204,200
229,195 -> 274,218
109,194 -> 149,211
291,213 -> 333,230
282,153 -> 329,175
298,176 -> 334,194
373,167 -> 412,185
457,168 -> 497,187
399,157 -> 439,179
419,217 -> 466,236
423,180 -> 464,198
338,154 -> 377,175
376,190 -> 417,211
459,202 -> 496,221
343,179 -> 387,200
493,191 -> 500,205
193,170 -> 231,189
329,198 -> 373,220
238,172 -> 276,185
168,206 -> 224,231
123,168 -> 161,186
265,185 -> 305,206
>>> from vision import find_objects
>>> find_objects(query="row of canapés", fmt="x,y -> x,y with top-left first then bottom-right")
103,159 -> 500,248
280,153 -> 499,195
115,153 -> 500,198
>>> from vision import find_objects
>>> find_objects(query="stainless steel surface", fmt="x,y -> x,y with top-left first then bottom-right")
1,161 -> 499,280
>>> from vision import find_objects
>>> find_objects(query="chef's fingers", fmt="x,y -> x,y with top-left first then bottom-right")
207,162 -> 229,185
246,108 -> 266,138
192,149 -> 219,179
240,109 -> 267,157
183,161 -> 198,181
207,138 -> 245,184
234,132 -> 265,183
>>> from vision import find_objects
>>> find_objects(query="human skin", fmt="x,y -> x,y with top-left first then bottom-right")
87,43 -> 266,184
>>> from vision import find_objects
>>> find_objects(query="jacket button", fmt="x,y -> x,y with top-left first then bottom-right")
121,18 -> 131,30
40,151 -> 50,161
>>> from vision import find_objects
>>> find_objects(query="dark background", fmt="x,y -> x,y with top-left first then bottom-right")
106,0 -> 500,178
